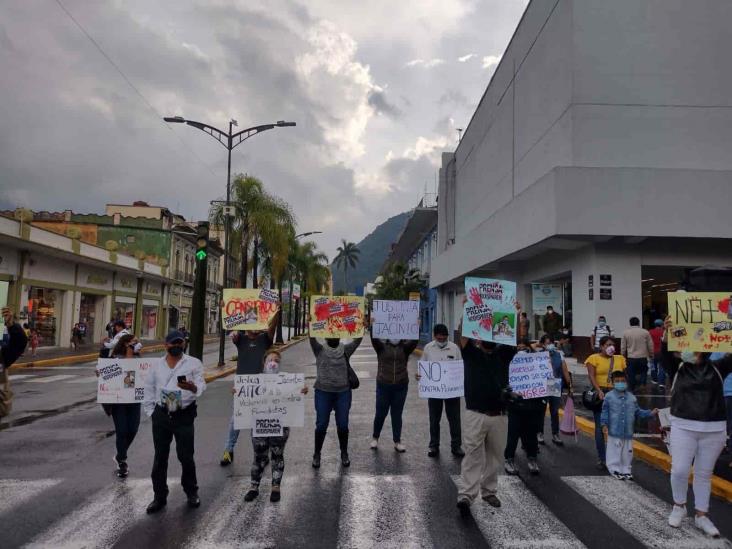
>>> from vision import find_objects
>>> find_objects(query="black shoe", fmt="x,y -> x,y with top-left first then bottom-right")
457,498 -> 471,517
428,447 -> 439,458
146,499 -> 167,514
244,489 -> 259,502
341,452 -> 351,467
270,489 -> 281,503
482,494 -> 501,508
187,494 -> 201,508
451,447 -> 465,458
312,453 -> 321,469
116,461 -> 129,478
596,460 -> 607,472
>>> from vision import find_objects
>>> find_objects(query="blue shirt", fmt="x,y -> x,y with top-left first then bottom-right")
600,389 -> 653,439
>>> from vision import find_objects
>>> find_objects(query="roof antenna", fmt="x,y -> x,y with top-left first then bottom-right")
456,128 -> 463,143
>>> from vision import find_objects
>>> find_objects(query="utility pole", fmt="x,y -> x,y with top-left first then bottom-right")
189,222 -> 208,359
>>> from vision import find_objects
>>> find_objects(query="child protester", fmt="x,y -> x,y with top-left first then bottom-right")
244,349 -> 308,503
601,370 -> 658,480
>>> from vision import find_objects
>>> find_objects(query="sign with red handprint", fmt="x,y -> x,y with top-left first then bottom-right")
309,295 -> 365,338
462,277 -> 517,345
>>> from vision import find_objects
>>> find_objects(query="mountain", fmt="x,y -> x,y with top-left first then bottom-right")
331,210 -> 410,294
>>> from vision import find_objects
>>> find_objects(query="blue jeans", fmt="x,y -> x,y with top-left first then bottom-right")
372,382 -> 409,442
314,389 -> 352,433
543,396 -> 561,436
593,408 -> 606,463
650,354 -> 666,385
224,414 -> 240,452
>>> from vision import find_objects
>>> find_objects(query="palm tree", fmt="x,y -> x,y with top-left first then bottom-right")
334,239 -> 360,294
375,261 -> 425,300
286,239 -> 329,337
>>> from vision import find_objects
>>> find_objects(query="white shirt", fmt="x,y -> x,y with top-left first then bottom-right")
143,353 -> 206,416
422,340 -> 462,362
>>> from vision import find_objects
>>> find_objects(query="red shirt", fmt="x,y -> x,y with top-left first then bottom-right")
649,327 -> 664,355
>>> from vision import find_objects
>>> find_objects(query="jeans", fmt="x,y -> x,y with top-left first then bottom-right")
110,404 -> 141,462
314,389 -> 352,433
224,414 -> 240,452
504,407 -> 541,459
627,358 -> 648,391
543,396 -> 561,436
372,382 -> 409,442
151,405 -> 198,499
651,353 -> 666,385
593,408 -> 606,463
428,397 -> 462,450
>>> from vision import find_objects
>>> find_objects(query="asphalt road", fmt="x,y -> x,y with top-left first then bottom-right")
1,338 -> 732,548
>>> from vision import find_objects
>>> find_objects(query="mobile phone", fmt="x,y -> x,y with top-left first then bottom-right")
177,375 -> 187,383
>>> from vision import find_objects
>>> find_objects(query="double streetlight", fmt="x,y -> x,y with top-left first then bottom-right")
164,115 -> 296,366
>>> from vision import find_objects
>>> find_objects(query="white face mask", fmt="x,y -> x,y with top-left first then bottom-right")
436,340 -> 448,349
680,350 -> 696,364
605,345 -> 615,356
388,339 -> 401,345
263,360 -> 280,373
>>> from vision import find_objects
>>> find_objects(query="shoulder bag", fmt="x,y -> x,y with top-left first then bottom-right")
346,355 -> 360,390
582,356 -> 614,412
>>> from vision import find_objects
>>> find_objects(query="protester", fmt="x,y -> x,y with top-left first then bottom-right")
518,312 -> 530,340
143,330 -> 206,514
536,334 -> 572,446
591,316 -> 612,351
309,330 -> 363,468
559,327 -> 573,357
601,370 -> 657,480
542,306 -> 563,339
662,319 -> 732,537
243,349 -> 309,503
648,319 -> 665,386
585,335 -> 627,470
504,339 -> 545,476
456,297 -> 520,514
416,324 -> 464,458
220,314 -> 278,466
621,317 -> 653,392
101,320 -> 130,358
0,308 -> 28,418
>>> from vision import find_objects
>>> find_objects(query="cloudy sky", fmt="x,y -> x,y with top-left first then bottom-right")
0,0 -> 528,258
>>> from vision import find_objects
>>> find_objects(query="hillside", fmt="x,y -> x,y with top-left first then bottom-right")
331,210 -> 410,294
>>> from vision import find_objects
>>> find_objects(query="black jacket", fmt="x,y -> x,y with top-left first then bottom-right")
661,343 -> 732,423
2,323 -> 28,368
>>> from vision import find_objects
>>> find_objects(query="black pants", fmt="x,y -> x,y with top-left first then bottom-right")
627,358 -> 648,391
110,403 -> 141,462
151,405 -> 198,499
504,407 -> 543,459
428,397 -> 462,450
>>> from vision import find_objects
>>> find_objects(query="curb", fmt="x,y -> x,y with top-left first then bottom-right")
202,336 -> 307,383
561,409 -> 732,503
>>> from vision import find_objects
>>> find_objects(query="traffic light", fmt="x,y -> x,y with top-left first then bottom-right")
195,222 -> 209,261
189,221 -> 209,359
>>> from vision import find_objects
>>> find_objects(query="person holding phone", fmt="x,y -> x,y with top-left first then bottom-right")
143,330 -> 206,514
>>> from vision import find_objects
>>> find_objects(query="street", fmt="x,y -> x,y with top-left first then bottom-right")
1,338 -> 732,549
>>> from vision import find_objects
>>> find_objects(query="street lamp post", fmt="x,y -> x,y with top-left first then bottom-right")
163,116 -> 296,366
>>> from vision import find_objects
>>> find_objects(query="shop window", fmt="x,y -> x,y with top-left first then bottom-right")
28,287 -> 59,346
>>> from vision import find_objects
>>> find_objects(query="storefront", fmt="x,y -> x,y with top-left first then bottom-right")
113,296 -> 136,329
78,293 -> 103,343
142,300 -> 159,339
28,286 -> 62,347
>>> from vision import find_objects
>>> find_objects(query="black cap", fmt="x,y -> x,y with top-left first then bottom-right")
165,330 -> 185,344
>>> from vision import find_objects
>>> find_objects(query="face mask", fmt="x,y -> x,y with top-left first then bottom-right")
388,339 -> 401,345
614,381 -> 627,392
680,350 -> 696,364
436,340 -> 448,349
264,360 -> 280,373
168,346 -> 184,357
598,321 -> 606,327
605,345 -> 615,356
546,344 -> 556,352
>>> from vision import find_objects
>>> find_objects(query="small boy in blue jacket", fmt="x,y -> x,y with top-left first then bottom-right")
601,370 -> 658,480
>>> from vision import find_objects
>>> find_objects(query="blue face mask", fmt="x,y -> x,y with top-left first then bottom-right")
680,350 -> 696,364
614,382 -> 627,392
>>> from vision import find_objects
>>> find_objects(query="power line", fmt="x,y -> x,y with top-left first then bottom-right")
53,0 -> 218,177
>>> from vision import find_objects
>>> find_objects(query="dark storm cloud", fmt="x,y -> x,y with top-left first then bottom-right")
367,90 -> 402,118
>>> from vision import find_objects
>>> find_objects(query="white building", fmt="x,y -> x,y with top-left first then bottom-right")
432,0 -> 732,358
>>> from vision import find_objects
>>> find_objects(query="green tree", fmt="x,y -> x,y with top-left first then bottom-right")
375,261 -> 426,300
334,239 -> 360,294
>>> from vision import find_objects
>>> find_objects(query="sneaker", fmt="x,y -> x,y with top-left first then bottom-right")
456,498 -> 471,517
244,489 -> 259,502
668,505 -> 686,528
623,474 -> 634,481
527,458 -> 540,475
537,433 -> 546,445
451,447 -> 465,458
394,443 -> 406,453
551,434 -> 564,446
370,438 -> 378,450
694,515 -> 720,537
341,452 -> 351,467
312,453 -> 321,469
187,494 -> 201,509
481,494 -> 501,508
116,461 -> 129,479
611,471 -> 625,480
428,447 -> 439,458
220,450 -> 233,467
504,459 -> 518,475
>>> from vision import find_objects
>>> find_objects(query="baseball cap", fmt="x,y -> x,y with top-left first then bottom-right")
165,330 -> 185,344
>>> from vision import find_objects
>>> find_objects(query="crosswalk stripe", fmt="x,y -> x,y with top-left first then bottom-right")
563,476 -> 731,548
65,377 -> 98,384
451,475 -> 586,548
24,374 -> 77,384
338,474 -> 431,548
25,479 -> 152,548
0,479 -> 61,516
8,375 -> 38,381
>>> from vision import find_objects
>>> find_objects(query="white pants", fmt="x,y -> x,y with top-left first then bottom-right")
669,426 -> 726,513
457,410 -> 508,503
606,436 -> 633,475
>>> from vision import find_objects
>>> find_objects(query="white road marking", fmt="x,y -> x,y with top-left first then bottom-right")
452,475 -> 586,548
563,476 -> 731,548
0,479 -> 61,516
25,479 -> 152,549
24,375 -> 77,384
338,474 -> 431,549
65,377 -> 98,384
7,375 -> 38,381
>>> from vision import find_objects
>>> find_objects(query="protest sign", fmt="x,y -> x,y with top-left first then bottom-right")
221,288 -> 279,331
417,360 -> 464,399
233,373 -> 306,435
667,292 -> 732,352
309,296 -> 365,338
96,358 -> 154,404
508,352 -> 560,399
372,300 -> 420,340
462,277 -> 517,345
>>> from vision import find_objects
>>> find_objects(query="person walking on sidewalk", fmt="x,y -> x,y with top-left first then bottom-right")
369,322 -> 418,453
416,324 -> 464,458
649,319 -> 666,386
585,336 -> 627,470
309,330 -> 363,468
456,297 -> 520,515
621,317 -> 653,392
662,318 -> 732,538
144,330 -> 206,514
220,313 -> 278,467
536,335 -> 572,446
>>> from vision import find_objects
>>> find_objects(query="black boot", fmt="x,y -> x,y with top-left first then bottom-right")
337,429 -> 350,467
313,430 -> 326,469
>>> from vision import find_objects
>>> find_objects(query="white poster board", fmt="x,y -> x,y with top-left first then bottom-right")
508,352 -> 560,399
531,284 -> 563,316
96,358 -> 154,404
372,300 -> 420,340
417,360 -> 464,399
233,373 -> 306,436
